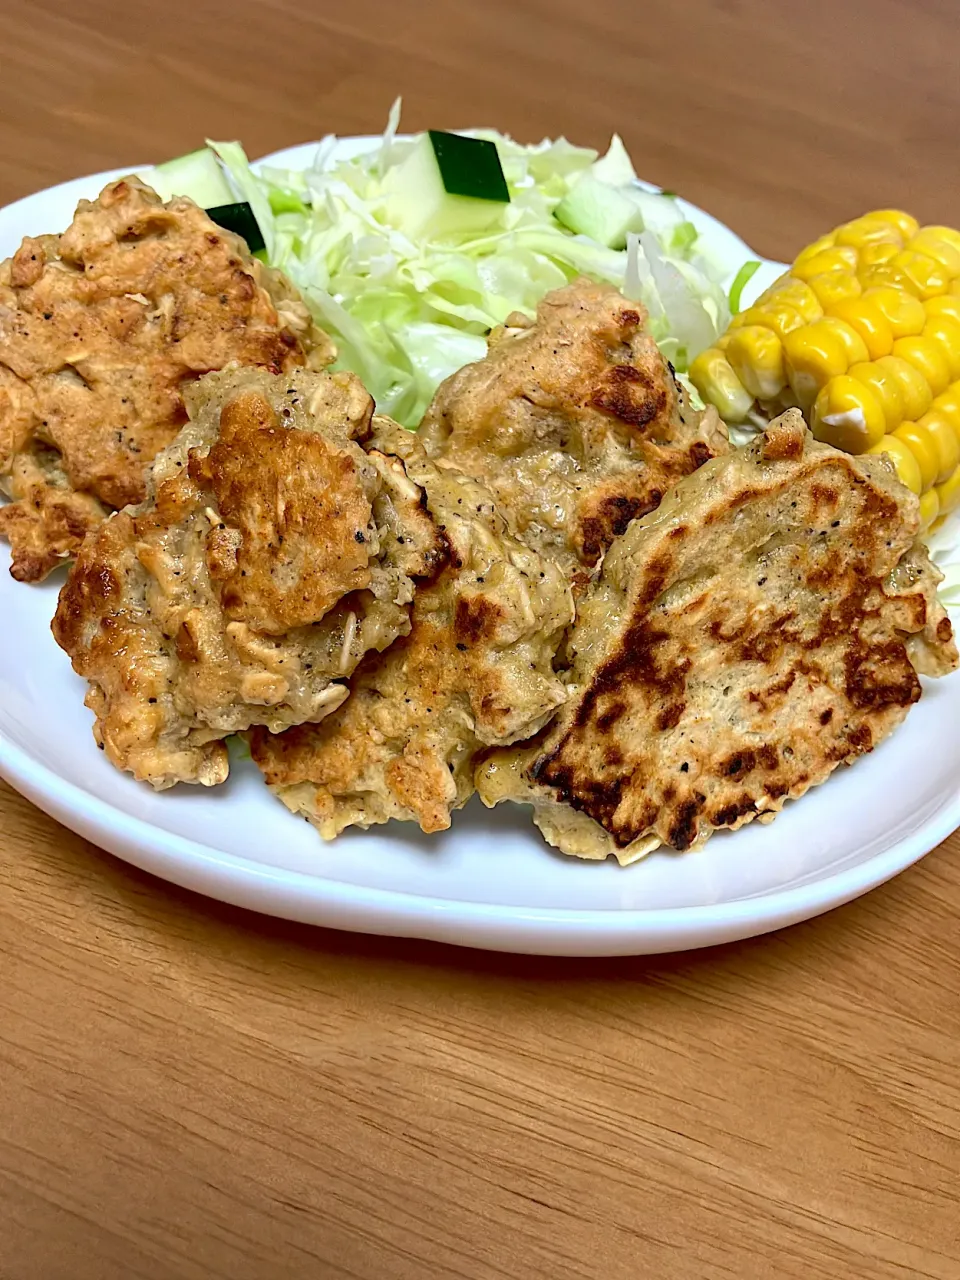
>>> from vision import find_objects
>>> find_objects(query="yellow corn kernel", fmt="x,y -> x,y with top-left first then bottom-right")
758,279 -> 824,323
874,355 -> 934,421
931,382 -> 960,434
734,301 -> 806,343
811,375 -> 885,454
858,264 -> 914,292
951,278 -> 960,298
726,327 -> 786,401
715,332 -> 732,352
918,225 -> 960,253
849,361 -> 905,431
924,295 -> 960,327
862,287 -> 926,338
891,249 -> 951,299
922,316 -> 960,380
791,233 -> 838,270
826,297 -> 893,360
869,210 -> 920,240
894,421 -> 939,492
919,487 -> 940,532
783,323 -> 853,409
892,335 -> 951,396
835,215 -> 903,252
752,273 -> 789,304
689,348 -> 754,422
818,317 -> 869,365
908,228 -> 960,277
866,434 -> 923,494
858,242 -> 899,270
808,271 -> 861,309
916,410 -> 960,483
935,466 -> 960,517
792,246 -> 859,281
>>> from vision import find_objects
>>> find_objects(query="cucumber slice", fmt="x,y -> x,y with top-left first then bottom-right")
428,131 -> 509,202
554,173 -> 643,250
382,132 -> 510,240
141,147 -> 234,207
205,203 -> 266,255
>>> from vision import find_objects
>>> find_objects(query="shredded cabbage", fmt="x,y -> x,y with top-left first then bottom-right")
928,518 -> 960,616
211,104 -> 736,427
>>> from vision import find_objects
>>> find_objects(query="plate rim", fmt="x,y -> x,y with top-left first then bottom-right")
1,152 -> 957,956
3,713 -> 959,954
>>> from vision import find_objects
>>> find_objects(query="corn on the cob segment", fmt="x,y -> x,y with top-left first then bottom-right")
691,210 -> 960,530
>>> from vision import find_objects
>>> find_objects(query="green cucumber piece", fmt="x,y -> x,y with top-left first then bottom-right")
143,147 -> 234,206
206,202 -> 266,255
554,173 -> 643,250
382,132 -> 510,239
428,130 -> 509,202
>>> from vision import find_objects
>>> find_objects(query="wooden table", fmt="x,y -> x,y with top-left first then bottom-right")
2,2 -> 959,1276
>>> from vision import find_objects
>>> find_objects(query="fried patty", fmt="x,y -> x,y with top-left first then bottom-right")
477,412 -> 958,862
419,278 -> 728,581
0,177 -> 332,581
52,369 -> 443,789
250,419 -> 574,836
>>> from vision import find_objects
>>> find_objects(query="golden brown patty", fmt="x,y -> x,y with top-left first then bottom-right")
0,177 -> 332,581
250,419 -> 574,837
477,412 -> 958,862
52,369 -> 443,790
419,277 -> 727,580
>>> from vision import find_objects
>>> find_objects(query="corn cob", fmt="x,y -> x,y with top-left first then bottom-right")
690,212 -> 960,530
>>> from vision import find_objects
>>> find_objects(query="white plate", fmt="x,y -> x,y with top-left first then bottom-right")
1,144 -> 958,957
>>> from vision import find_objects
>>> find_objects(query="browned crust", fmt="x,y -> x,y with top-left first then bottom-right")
482,413 -> 958,856
0,447 -> 106,580
186,388 -> 376,633
0,177 -> 330,581
250,424 -> 574,836
419,278 -> 728,575
51,369 -> 434,789
251,619 -> 474,835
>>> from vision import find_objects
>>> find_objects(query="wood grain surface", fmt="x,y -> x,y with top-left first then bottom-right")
2,2 -> 960,1277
